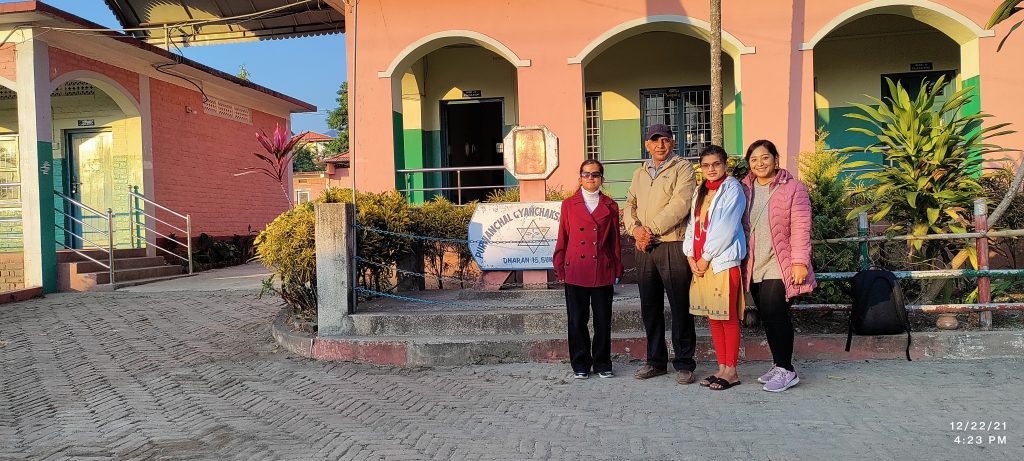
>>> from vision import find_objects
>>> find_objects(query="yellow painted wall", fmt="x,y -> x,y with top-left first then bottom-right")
420,46 -> 518,131
814,29 -> 959,109
0,96 -> 16,133
584,31 -> 737,121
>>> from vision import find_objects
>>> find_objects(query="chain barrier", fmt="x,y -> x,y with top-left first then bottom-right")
354,224 -> 556,246
355,256 -> 637,292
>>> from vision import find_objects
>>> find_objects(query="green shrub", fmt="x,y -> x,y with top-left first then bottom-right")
255,206 -> 317,320
410,196 -> 477,288
799,131 -> 858,303
485,186 -> 576,202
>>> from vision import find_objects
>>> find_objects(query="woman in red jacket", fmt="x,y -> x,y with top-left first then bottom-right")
741,139 -> 817,392
553,159 -> 624,379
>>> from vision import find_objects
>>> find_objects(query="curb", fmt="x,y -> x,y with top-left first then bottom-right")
271,308 -> 1024,366
271,308 -> 313,358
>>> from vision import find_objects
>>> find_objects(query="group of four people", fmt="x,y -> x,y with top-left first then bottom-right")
552,124 -> 816,393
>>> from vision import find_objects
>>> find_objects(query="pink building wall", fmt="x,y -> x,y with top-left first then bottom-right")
340,0 -> 1024,193
0,44 -> 15,84
148,78 -> 291,237
49,47 -> 141,102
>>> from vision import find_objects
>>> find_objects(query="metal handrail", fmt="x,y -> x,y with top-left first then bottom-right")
132,208 -> 188,236
395,165 -> 507,174
128,186 -> 192,274
55,191 -> 107,218
54,207 -> 109,235
54,191 -> 115,285
396,165 -> 509,204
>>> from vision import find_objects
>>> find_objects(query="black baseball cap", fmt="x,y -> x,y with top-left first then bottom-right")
645,124 -> 673,140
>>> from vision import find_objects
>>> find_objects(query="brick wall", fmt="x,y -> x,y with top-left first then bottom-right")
46,47 -> 290,239
0,252 -> 24,291
0,44 -> 15,84
149,78 -> 291,237
49,47 -> 140,103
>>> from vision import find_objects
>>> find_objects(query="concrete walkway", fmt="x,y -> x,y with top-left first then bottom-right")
1,273 -> 1022,459
118,262 -> 272,293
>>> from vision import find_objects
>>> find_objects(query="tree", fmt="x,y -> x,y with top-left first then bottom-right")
292,146 -> 324,172
987,1 -> 1023,51
709,0 -> 724,147
326,82 -> 350,153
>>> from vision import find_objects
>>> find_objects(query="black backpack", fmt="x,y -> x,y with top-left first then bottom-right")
846,269 -> 912,361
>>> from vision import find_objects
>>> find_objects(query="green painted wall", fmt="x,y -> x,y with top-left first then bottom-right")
392,111 -> 406,192
401,128 -> 425,203
37,140 -> 56,293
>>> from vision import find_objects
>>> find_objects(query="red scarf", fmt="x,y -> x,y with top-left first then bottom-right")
694,177 -> 725,261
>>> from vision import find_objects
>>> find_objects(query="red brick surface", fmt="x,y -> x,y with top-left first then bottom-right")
49,47 -> 140,103
149,78 -> 291,237
42,46 -> 291,238
0,44 -> 15,84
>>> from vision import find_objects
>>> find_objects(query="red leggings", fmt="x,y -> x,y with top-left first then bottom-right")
709,267 -> 741,367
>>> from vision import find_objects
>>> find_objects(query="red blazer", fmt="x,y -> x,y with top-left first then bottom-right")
553,189 -> 624,287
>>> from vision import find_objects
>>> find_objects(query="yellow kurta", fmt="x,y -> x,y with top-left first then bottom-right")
688,192 -> 745,321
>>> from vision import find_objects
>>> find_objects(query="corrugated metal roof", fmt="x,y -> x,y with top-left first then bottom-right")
104,0 -> 344,46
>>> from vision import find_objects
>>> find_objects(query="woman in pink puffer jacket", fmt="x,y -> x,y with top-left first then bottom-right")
741,139 -> 817,393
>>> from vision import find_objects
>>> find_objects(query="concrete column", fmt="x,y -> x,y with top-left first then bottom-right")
316,202 -> 355,336
139,75 -> 157,257
16,32 -> 56,292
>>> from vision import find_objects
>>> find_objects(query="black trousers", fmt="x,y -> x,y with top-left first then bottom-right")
636,241 -> 696,372
751,279 -> 795,371
564,283 -> 614,373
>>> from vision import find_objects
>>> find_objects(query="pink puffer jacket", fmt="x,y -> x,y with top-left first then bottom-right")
741,169 -> 817,300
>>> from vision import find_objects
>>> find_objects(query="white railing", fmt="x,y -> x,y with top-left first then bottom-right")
127,186 -> 193,275
55,191 -> 115,284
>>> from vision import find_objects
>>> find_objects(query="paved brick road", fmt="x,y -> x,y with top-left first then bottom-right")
1,274 -> 1022,460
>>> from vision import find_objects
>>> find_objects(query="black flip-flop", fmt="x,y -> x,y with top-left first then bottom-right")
699,375 -> 717,387
709,377 -> 741,390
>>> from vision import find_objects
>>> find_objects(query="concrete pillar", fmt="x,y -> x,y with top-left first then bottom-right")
139,75 -> 157,257
316,202 -> 355,336
16,32 -> 56,292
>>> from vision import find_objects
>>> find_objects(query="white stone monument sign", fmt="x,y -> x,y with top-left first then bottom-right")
468,201 -> 561,270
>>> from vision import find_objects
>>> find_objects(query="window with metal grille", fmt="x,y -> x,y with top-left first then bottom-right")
639,86 -> 711,160
584,93 -> 601,160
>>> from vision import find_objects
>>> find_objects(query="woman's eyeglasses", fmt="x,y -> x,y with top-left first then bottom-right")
700,161 -> 725,170
580,172 -> 604,179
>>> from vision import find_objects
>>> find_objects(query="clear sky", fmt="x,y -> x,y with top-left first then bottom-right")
2,0 -> 347,134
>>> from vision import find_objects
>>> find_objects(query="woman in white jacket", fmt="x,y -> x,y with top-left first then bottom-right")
684,145 -> 748,391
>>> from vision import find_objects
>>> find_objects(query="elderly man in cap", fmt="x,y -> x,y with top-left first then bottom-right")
624,124 -> 699,384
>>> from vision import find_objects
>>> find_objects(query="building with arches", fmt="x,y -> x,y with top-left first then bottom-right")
328,0 -> 1022,202
0,2 -> 315,293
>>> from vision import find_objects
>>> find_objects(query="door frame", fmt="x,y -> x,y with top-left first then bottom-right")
62,128 -> 113,248
438,97 -> 505,168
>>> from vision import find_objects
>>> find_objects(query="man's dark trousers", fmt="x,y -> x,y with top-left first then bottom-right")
636,241 -> 696,372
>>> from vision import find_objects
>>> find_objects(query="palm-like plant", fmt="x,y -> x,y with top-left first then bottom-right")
237,123 -> 303,206
844,77 -> 1013,256
988,0 -> 1023,51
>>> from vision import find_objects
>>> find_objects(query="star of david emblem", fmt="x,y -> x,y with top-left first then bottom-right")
516,219 -> 551,254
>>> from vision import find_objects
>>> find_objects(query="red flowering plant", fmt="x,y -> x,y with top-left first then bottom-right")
236,123 -> 303,206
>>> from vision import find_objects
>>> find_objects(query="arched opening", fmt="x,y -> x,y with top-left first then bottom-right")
0,82 -> 25,292
581,23 -> 741,199
811,4 -> 987,168
49,75 -> 143,250
392,40 -> 519,204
